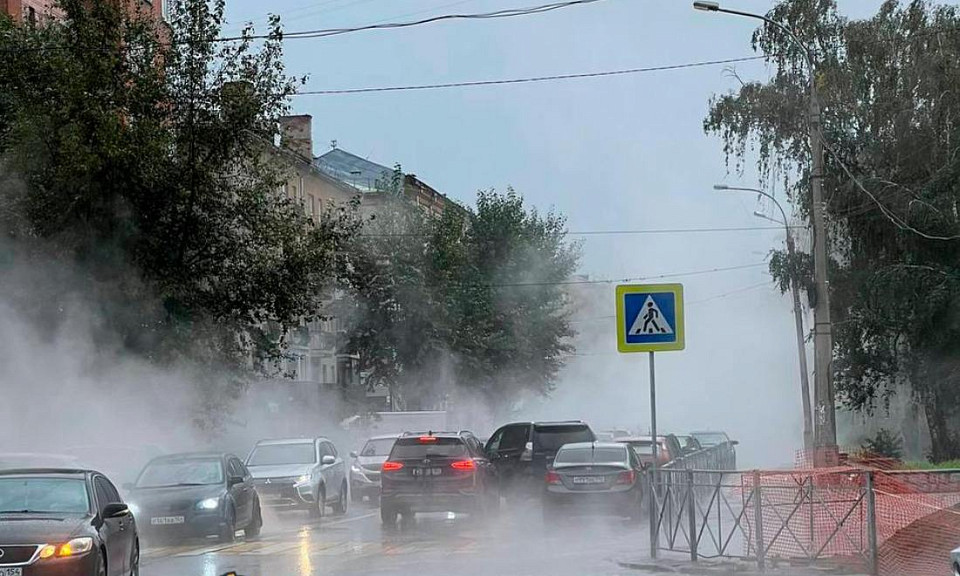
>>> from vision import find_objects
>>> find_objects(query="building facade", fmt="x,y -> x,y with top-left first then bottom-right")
1,0 -> 164,23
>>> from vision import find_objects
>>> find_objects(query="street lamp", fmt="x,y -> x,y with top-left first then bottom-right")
696,2 -> 836,459
714,184 -> 813,451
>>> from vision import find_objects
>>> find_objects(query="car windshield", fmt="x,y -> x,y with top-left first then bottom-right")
248,443 -> 317,466
533,425 -> 595,452
0,477 -> 89,514
693,433 -> 728,447
390,438 -> 467,459
136,459 -> 223,488
555,446 -> 627,464
361,438 -> 396,457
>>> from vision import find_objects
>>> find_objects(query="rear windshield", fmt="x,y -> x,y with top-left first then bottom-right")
692,433 -> 727,447
137,459 -> 223,488
361,438 -> 397,457
533,425 -> 595,451
390,437 -> 467,459
248,443 -> 317,466
555,446 -> 627,464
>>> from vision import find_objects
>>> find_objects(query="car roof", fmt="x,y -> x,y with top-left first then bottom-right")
254,438 -> 325,446
366,434 -> 402,441
399,431 -> 473,439
500,420 -> 586,428
0,467 -> 92,479
559,442 -> 628,450
619,436 -> 665,442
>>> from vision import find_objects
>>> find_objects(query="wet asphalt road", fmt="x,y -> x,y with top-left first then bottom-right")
140,500 -> 656,576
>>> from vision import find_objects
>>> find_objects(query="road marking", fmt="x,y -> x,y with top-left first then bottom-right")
321,512 -> 377,526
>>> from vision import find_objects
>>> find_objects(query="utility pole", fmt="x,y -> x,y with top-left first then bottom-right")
695,1 -> 837,461
714,185 -> 813,451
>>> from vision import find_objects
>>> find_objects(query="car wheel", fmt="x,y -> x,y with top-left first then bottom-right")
333,482 -> 348,515
130,540 -> 140,576
245,501 -> 263,538
310,487 -> 326,519
219,506 -> 237,543
380,502 -> 398,526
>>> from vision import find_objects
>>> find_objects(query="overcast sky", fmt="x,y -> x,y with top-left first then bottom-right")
222,0 -> 887,466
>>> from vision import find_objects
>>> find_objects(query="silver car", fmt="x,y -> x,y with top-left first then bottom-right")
542,442 -> 644,523
349,434 -> 399,503
245,438 -> 347,518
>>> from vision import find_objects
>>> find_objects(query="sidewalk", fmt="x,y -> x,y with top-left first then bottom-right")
617,556 -> 870,576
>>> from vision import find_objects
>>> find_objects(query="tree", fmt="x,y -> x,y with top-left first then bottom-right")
703,0 -> 960,460
0,1 -> 357,395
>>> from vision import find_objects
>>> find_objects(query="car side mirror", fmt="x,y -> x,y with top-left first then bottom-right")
102,503 -> 129,518
228,475 -> 244,487
322,455 -> 336,465
349,451 -> 358,459
730,440 -> 739,446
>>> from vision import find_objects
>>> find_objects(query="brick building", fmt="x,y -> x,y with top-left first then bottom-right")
1,0 -> 164,24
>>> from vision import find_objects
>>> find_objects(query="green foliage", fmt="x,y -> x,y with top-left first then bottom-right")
337,188 -> 580,409
0,1 -> 357,382
862,428 -> 903,459
703,0 -> 960,459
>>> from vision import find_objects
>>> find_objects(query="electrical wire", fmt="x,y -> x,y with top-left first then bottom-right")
294,55 -> 770,96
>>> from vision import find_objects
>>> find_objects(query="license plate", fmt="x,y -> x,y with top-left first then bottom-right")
0,568 -> 22,576
572,476 -> 606,485
150,516 -> 185,525
412,467 -> 442,477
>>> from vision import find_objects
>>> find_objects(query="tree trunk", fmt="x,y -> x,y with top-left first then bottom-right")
921,388 -> 960,462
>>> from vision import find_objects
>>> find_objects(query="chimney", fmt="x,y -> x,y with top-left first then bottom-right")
279,115 -> 314,160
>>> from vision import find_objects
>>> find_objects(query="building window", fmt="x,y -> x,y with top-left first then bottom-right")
322,365 -> 328,384
309,195 -> 316,217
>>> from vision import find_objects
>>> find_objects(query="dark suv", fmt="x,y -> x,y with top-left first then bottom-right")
379,432 -> 498,526
485,421 -> 596,495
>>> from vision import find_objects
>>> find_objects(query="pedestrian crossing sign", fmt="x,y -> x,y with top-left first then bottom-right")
616,283 -> 684,353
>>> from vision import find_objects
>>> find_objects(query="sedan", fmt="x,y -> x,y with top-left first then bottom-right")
542,442 -> 644,522
349,434 -> 399,504
0,467 -> 139,576
126,453 -> 261,543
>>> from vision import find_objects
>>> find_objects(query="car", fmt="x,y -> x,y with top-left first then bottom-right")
379,431 -> 498,526
0,467 -> 139,576
689,430 -> 734,448
619,435 -> 682,468
595,429 -> 632,442
676,435 -> 703,455
484,421 -> 596,495
349,434 -> 400,503
245,438 -> 347,518
126,452 -> 261,543
542,442 -> 644,522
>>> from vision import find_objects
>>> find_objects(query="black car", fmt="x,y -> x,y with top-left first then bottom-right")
126,453 -> 261,543
379,432 -> 498,526
485,421 -> 596,495
0,468 -> 139,576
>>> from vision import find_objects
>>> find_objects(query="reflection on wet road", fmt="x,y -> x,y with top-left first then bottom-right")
140,502 -> 655,576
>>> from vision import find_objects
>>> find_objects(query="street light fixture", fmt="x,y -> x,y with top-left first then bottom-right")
696,2 -> 836,460
714,184 -> 813,451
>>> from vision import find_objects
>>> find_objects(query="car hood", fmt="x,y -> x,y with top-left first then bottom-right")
356,456 -> 387,471
128,484 -> 225,510
0,514 -> 89,544
247,463 -> 315,479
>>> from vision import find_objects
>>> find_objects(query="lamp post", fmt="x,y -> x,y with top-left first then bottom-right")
715,184 -> 813,451
695,1 -> 836,459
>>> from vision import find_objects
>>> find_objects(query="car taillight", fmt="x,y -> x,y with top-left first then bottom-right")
616,470 -> 636,485
382,461 -> 404,471
545,471 -> 561,484
418,436 -> 438,443
450,459 -> 476,470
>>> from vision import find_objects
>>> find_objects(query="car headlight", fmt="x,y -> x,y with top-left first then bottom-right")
294,473 -> 312,486
196,498 -> 219,510
40,537 -> 94,559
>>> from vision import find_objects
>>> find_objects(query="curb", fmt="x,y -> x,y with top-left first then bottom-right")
616,558 -> 869,576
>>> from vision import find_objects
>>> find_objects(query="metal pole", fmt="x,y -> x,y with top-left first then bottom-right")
787,233 -> 814,452
649,351 -> 659,558
753,470 -> 765,572
865,471 -> 878,576
687,468 -> 698,562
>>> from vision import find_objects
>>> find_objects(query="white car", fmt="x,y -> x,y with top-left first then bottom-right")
245,437 -> 348,518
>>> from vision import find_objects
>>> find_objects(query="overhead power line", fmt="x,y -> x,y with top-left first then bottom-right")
294,55 -> 770,96
218,0 -> 609,42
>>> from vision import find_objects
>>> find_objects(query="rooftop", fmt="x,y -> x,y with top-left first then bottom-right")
314,148 -> 396,193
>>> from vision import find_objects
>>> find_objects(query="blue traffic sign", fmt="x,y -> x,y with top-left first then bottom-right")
616,284 -> 685,353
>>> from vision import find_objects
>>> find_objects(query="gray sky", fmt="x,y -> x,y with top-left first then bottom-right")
223,0 -> 886,466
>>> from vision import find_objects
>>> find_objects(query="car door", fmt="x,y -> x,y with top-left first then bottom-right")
467,436 -> 495,492
320,441 -> 344,499
227,456 -> 254,527
488,424 -> 530,490
326,442 -> 346,497
94,476 -> 131,576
